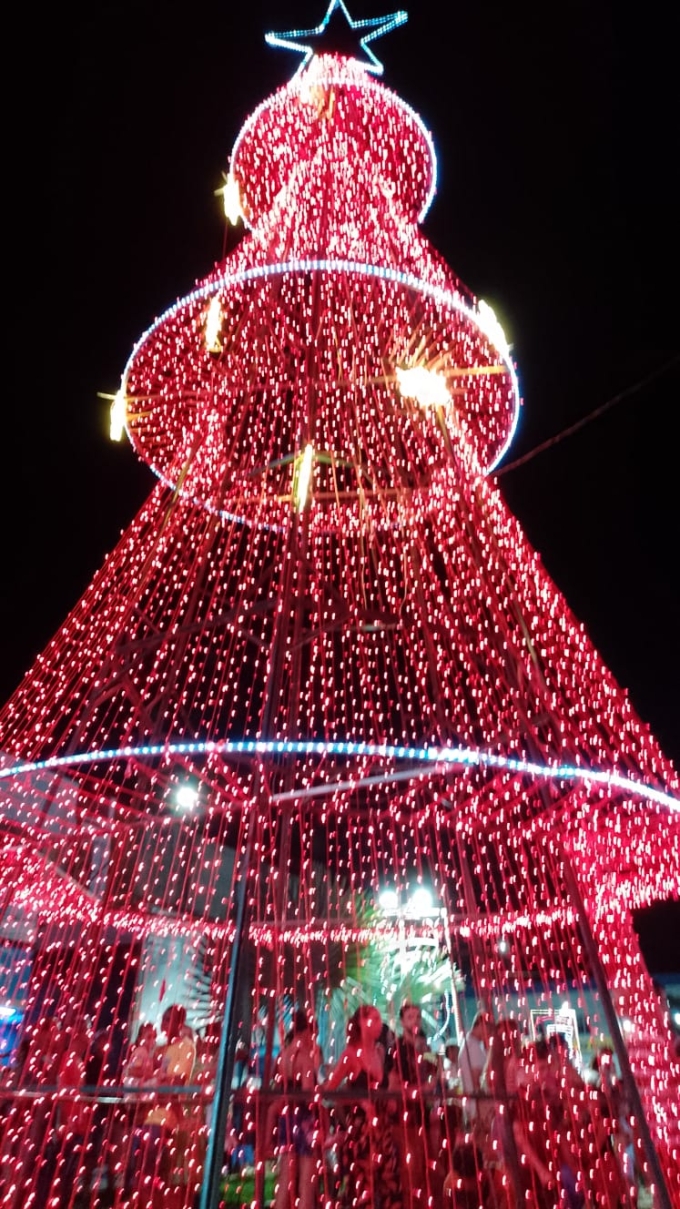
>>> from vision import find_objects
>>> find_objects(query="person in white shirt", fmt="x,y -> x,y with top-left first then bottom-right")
457,1012 -> 492,1123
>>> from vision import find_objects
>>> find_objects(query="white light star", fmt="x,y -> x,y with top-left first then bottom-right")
265,0 -> 408,77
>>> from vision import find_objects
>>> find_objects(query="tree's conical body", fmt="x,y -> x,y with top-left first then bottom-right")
0,54 -> 678,1209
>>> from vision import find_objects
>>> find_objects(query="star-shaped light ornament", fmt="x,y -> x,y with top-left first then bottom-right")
265,0 -> 408,76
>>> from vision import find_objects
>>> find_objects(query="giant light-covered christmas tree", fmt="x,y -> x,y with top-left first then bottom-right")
0,5 -> 678,1208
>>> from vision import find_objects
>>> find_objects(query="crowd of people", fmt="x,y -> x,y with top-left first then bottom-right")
0,1003 -> 211,1207
0,999 -> 655,1207
261,1004 -> 645,1209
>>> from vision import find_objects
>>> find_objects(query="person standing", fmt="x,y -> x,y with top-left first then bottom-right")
394,1002 -> 437,1208
272,1010 -> 322,1209
325,1005 -> 403,1209
33,1022 -> 93,1209
457,1012 -> 491,1126
481,1018 -> 526,1202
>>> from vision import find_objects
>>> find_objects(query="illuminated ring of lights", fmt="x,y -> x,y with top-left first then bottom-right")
2,738 -> 677,813
229,67 -> 437,225
122,257 -> 521,511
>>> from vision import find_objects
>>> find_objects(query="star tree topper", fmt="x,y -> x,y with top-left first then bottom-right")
265,0 -> 408,76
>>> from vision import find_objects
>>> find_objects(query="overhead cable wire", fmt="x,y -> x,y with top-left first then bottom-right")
496,354 -> 680,476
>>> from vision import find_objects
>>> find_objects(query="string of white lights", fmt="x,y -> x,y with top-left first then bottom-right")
1,736 -> 677,812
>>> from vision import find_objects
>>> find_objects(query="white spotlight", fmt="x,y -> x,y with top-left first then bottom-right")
175,784 -> 199,812
379,890 -> 399,912
409,887 -> 434,915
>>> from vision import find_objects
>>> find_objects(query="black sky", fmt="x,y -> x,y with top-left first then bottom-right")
4,2 -> 678,965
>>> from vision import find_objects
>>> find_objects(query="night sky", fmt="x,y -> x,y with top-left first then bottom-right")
4,2 -> 678,966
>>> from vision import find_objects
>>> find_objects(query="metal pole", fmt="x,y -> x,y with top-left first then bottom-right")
561,854 -> 672,1209
198,822 -> 255,1209
201,512 -> 304,1209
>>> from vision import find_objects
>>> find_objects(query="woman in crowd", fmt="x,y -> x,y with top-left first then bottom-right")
324,1004 -> 403,1209
271,1009 -> 323,1209
512,1038 -> 582,1208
